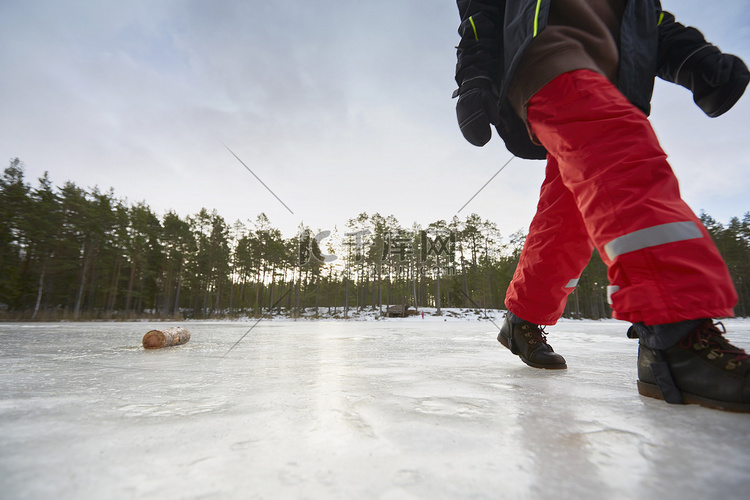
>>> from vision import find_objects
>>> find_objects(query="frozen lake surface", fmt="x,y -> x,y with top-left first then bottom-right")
1,315 -> 749,499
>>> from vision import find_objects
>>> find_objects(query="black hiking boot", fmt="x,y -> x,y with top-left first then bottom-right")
636,320 -> 750,412
498,315 -> 567,369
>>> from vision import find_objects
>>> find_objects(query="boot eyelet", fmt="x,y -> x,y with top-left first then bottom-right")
693,339 -> 710,350
726,359 -> 739,370
528,340 -> 537,345
707,349 -> 724,360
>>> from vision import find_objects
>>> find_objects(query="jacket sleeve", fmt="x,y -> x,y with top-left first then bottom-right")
454,0 -> 505,94
656,11 -> 714,84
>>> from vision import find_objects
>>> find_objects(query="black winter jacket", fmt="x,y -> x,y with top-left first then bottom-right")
454,0 -> 726,159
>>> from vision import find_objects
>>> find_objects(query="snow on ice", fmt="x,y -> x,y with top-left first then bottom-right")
1,311 -> 749,499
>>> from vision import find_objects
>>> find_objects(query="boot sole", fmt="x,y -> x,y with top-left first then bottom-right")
497,333 -> 567,370
637,380 -> 750,413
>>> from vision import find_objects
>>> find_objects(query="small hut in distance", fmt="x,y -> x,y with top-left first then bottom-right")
385,305 -> 415,318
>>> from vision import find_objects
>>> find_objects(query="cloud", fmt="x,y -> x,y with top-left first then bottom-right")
0,0 -> 748,244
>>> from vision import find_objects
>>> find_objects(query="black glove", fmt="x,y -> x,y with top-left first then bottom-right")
678,47 -> 750,117
453,78 -> 500,146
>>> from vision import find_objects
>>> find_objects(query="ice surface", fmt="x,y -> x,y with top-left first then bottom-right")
1,314 -> 749,500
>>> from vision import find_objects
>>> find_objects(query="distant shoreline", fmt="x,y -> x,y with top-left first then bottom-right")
0,307 -> 508,323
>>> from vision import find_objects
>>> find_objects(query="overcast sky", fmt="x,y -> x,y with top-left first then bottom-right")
1,0 -> 749,240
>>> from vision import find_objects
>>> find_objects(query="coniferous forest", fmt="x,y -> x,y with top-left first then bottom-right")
2,158 -> 749,321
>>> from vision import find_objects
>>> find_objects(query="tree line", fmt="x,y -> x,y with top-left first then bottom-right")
2,158 -> 748,320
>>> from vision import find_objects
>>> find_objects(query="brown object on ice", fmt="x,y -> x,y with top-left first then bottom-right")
142,327 -> 191,349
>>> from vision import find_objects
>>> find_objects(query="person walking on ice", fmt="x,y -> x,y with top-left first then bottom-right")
453,0 -> 750,411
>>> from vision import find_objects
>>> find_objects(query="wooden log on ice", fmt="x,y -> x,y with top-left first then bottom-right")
142,327 -> 191,349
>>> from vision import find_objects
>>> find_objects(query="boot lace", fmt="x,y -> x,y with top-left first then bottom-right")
679,321 -> 749,365
536,326 -> 551,344
524,323 -> 553,348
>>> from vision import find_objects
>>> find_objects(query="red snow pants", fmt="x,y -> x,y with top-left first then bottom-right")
505,70 -> 737,326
